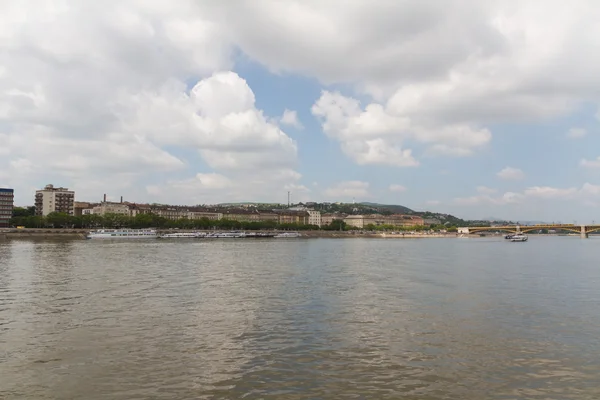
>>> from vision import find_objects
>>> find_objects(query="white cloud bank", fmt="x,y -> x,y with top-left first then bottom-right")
497,167 -> 525,181
3,1 -> 600,206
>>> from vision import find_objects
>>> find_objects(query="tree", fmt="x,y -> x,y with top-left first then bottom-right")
46,212 -> 71,228
12,206 -> 35,217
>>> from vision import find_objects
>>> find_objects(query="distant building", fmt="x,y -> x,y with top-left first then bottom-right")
321,213 -> 344,226
73,201 -> 98,216
188,209 -> 223,221
92,202 -> 130,216
423,218 -> 441,225
307,210 -> 321,227
0,188 -> 14,228
35,184 -> 75,216
276,210 -> 309,225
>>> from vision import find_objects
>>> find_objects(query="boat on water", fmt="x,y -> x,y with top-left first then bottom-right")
87,229 -> 157,239
274,232 -> 301,238
205,231 -> 246,238
510,234 -> 528,242
158,232 -> 206,239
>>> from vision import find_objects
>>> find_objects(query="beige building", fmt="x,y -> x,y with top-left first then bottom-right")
321,213 -> 345,226
344,215 -> 366,228
92,202 -> 130,216
35,184 -> 75,216
344,214 -> 425,229
277,210 -> 309,225
188,210 -> 223,220
307,210 -> 322,227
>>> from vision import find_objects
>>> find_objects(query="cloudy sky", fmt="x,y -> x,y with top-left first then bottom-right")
2,0 -> 600,222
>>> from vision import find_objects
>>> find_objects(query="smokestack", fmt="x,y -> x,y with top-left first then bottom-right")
120,196 -> 123,203
103,194 -> 106,202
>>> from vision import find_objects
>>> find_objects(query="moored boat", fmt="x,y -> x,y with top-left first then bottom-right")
510,234 -> 528,242
274,232 -> 301,238
87,229 -> 157,239
158,232 -> 206,239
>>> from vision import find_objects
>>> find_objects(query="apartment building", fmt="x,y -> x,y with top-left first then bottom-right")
321,213 -> 345,226
344,214 -> 425,229
277,210 -> 309,225
188,209 -> 223,221
92,202 -> 130,216
0,188 -> 14,228
35,184 -> 75,216
307,210 -> 322,227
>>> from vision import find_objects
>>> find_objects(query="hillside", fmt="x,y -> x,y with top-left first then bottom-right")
359,202 -> 414,214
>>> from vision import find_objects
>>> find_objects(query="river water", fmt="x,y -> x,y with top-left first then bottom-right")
1,237 -> 600,399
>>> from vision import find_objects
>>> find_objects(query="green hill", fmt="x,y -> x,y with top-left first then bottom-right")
359,202 -> 414,214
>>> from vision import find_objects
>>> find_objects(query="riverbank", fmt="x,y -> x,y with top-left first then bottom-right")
1,228 -> 459,240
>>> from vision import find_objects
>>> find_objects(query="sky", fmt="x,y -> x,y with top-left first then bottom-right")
2,1 -> 600,222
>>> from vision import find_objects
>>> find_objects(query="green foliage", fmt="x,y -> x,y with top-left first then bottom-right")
8,213 -> 319,231
322,219 -> 347,231
12,206 -> 36,217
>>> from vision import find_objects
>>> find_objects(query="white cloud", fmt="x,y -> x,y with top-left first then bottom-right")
497,167 -> 525,180
523,186 -> 577,199
312,90 -> 489,165
324,181 -> 370,200
454,183 -> 599,207
205,1 -> 600,168
280,109 -> 303,129
580,157 -> 600,168
389,184 -> 407,193
567,128 -> 587,139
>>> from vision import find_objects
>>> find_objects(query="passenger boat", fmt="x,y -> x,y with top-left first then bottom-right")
274,232 -> 301,238
158,232 -> 206,239
205,231 -> 246,238
510,234 -> 528,242
86,229 -> 157,239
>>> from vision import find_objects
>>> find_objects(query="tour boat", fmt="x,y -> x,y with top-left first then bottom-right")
86,229 -> 157,239
274,232 -> 301,238
510,234 -> 528,242
158,232 -> 206,239
205,231 -> 246,238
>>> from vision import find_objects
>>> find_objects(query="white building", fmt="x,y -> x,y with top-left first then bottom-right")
307,210 -> 322,227
35,184 -> 75,216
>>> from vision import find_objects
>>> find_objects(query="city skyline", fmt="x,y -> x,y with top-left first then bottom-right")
2,2 -> 600,222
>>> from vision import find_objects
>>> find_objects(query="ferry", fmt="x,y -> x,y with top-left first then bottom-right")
510,234 -> 528,242
158,232 -> 206,239
86,229 -> 157,239
274,232 -> 301,238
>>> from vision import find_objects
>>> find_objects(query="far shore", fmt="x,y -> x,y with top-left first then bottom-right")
1,228 -> 461,240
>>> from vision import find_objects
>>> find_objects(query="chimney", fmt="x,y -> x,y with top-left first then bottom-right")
120,196 -> 123,203
103,194 -> 106,202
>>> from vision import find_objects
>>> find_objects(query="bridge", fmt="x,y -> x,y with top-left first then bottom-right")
458,224 -> 600,238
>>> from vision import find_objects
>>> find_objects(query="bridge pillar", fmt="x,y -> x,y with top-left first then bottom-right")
581,225 -> 588,239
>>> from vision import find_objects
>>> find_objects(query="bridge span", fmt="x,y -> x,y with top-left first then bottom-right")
458,224 -> 600,238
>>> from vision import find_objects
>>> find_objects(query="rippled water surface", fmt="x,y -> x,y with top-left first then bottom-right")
1,237 -> 600,399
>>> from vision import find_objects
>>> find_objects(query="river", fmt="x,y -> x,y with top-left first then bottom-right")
1,237 -> 600,399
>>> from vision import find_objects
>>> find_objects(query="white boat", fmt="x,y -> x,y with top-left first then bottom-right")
87,229 -> 157,239
158,232 -> 206,239
510,234 -> 528,242
206,231 -> 246,238
274,232 -> 301,238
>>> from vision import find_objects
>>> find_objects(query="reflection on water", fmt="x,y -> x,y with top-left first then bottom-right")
1,237 -> 600,399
